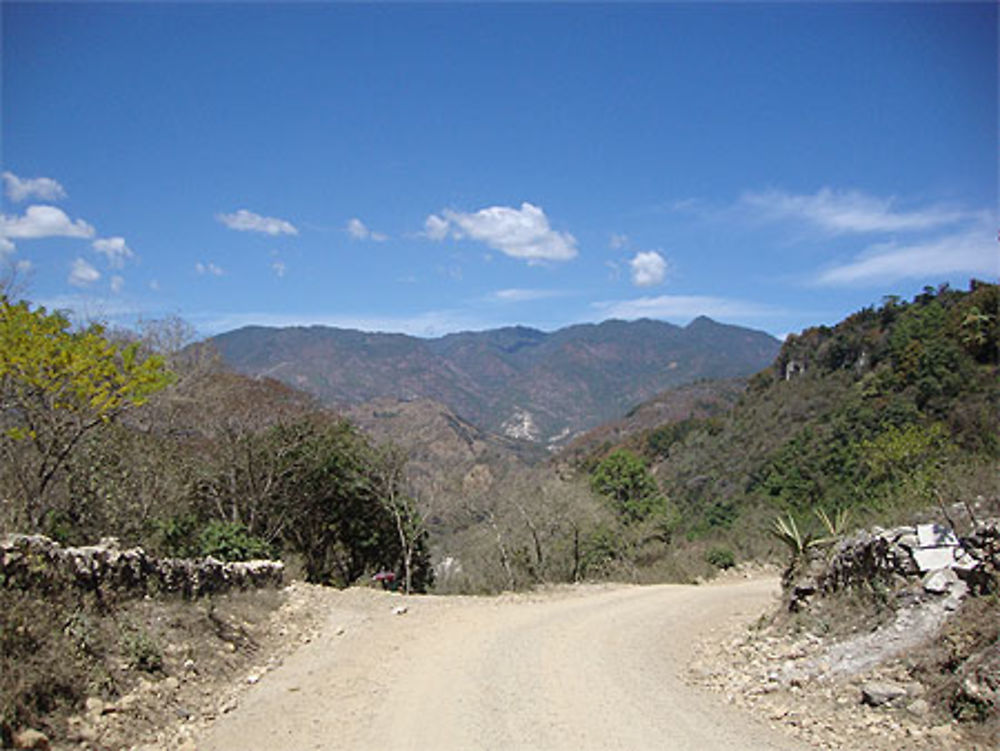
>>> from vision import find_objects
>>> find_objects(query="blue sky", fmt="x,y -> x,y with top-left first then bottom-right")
2,1 -> 996,340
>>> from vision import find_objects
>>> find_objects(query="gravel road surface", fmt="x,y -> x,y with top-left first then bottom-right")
198,578 -> 808,750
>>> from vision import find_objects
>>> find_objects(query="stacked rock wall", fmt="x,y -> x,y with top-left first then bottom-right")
787,516 -> 998,611
1,534 -> 284,599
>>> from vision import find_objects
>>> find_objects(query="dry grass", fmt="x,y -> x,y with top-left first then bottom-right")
0,585 -> 286,748
0,589 -> 93,745
910,594 -> 1000,742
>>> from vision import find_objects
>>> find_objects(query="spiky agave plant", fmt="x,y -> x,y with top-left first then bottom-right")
771,508 -> 851,588
814,507 -> 852,544
771,514 -> 813,555
770,513 -> 823,586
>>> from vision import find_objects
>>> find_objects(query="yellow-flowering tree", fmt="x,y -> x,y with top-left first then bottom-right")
0,298 -> 174,529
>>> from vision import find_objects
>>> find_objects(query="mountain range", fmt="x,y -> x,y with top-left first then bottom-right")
211,316 -> 781,446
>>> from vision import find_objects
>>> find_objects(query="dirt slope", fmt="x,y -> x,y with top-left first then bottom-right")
196,578 -> 806,751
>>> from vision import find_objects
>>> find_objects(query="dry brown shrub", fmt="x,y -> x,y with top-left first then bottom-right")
911,594 -> 1000,742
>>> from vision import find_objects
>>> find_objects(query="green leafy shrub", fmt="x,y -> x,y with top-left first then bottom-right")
705,547 -> 736,570
591,449 -> 667,524
153,514 -> 201,558
120,625 -> 163,673
197,521 -> 271,562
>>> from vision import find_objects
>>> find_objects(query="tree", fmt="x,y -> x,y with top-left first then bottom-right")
590,449 -> 666,524
372,443 -> 430,595
175,370 -> 320,548
268,418 -> 431,588
0,299 -> 173,529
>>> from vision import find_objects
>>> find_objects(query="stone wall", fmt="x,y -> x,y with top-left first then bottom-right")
787,516 -> 998,612
1,534 -> 284,599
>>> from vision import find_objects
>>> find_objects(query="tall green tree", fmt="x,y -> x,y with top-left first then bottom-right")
590,449 -> 667,524
0,299 -> 173,529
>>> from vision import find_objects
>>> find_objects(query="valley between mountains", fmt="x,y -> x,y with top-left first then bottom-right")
212,316 -> 779,448
2,284 -> 996,749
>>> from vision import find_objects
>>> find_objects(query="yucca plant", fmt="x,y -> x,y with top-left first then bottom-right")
771,513 -> 818,558
772,508 -> 851,588
771,512 -> 821,584
815,507 -> 852,544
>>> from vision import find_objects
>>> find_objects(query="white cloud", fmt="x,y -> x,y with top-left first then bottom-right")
814,225 -> 998,286
346,217 -> 387,242
68,258 -> 100,287
110,275 -> 125,294
2,171 -> 67,202
740,187 -> 970,235
488,288 -> 564,303
15,259 -> 32,273
92,236 -> 134,268
594,294 -> 778,322
149,280 -> 160,291
195,261 -> 224,276
670,197 -> 703,213
272,260 -> 287,277
1,205 -> 95,240
424,214 -> 450,240
609,233 -> 629,250
216,209 -> 298,236
426,202 -> 578,263
0,236 -> 14,256
628,251 -> 668,287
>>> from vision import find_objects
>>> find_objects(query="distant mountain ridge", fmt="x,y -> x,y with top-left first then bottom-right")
211,317 -> 781,445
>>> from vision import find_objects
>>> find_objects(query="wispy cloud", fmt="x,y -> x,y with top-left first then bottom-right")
36,292 -> 147,324
609,233 -> 629,250
423,214 -> 450,240
271,260 -> 287,277
740,187 -> 971,235
92,236 -> 134,268
487,288 -> 566,303
815,223 -> 997,286
425,202 -> 577,263
216,209 -> 298,236
1,205 -> 95,240
68,258 -> 100,288
628,250 -> 668,287
195,261 -> 224,276
110,275 -> 125,294
593,294 -> 779,322
436,263 -> 463,282
2,171 -> 67,203
346,217 -> 387,242
193,308 -> 491,338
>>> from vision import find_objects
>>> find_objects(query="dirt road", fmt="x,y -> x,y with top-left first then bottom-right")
198,578 -> 808,750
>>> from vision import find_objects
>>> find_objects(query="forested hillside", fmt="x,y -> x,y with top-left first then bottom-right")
570,281 -> 998,560
0,302 -> 433,591
3,281 -> 994,591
